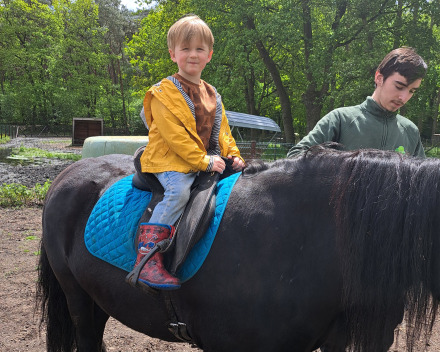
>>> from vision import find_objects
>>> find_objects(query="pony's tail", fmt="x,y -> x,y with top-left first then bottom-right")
35,241 -> 76,352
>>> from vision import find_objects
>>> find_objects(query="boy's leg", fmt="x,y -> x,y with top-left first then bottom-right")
150,171 -> 197,225
134,171 -> 197,290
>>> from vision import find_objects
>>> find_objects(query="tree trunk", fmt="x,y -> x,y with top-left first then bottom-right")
244,16 -> 295,143
244,58 -> 259,116
393,0 -> 403,48
418,115 -> 423,135
254,40 -> 295,142
432,89 -> 440,137
362,15 -> 374,50
301,0 -> 347,132
302,0 -> 324,132
117,59 -> 128,134
302,90 -> 324,132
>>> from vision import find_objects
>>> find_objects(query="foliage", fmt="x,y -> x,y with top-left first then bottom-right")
1,0 -> 440,141
11,145 -> 81,161
0,0 -> 148,134
127,0 -> 440,140
0,136 -> 10,144
0,180 -> 52,207
426,147 -> 440,158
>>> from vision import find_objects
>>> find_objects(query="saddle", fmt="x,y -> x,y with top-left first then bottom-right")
126,147 -> 236,295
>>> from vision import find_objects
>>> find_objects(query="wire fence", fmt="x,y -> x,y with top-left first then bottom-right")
423,138 -> 440,157
236,141 -> 295,161
0,124 -> 19,140
2,124 -> 147,139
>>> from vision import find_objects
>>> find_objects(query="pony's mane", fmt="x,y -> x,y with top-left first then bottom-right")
326,148 -> 439,352
242,142 -> 343,176
245,145 -> 440,351
243,159 -> 289,176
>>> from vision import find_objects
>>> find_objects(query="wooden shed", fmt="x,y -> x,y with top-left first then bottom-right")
72,118 -> 103,146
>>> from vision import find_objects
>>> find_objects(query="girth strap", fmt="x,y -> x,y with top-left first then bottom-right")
162,291 -> 194,343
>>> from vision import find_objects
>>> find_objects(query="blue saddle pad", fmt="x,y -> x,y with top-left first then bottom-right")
84,172 -> 241,282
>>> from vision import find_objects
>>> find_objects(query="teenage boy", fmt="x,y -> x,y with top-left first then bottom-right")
287,47 -> 427,158
134,15 -> 244,290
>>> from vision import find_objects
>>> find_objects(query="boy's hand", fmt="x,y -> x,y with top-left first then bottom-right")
212,155 -> 226,174
228,155 -> 245,172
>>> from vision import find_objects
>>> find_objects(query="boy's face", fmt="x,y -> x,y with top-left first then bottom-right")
169,36 -> 213,84
373,71 -> 422,112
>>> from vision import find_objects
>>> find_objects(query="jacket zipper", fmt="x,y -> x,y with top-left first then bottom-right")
381,118 -> 388,150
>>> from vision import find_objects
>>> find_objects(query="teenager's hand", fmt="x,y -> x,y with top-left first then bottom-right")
228,155 -> 245,172
212,155 -> 226,174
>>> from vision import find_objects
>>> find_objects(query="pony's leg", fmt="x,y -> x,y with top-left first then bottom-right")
59,272 -> 107,352
94,303 -> 110,352
318,304 -> 404,352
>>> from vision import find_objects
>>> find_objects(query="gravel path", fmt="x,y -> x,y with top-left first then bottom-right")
0,137 -> 81,187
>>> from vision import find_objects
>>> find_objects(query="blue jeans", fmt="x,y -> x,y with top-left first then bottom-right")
149,171 -> 197,225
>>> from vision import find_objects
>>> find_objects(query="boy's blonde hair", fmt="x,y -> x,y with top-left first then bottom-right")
167,15 -> 214,51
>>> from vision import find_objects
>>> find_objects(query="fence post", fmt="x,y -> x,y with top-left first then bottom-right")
250,140 -> 256,159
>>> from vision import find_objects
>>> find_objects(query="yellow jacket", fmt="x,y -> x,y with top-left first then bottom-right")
140,77 -> 242,173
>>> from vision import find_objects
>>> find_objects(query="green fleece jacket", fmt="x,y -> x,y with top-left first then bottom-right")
287,96 -> 425,158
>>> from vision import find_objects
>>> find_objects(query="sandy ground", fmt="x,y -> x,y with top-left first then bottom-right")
0,207 -> 198,352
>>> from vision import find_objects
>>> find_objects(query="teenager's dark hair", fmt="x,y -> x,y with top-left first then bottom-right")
376,47 -> 427,83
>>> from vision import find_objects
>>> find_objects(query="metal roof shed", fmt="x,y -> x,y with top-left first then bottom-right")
225,111 -> 281,132
141,107 -> 281,134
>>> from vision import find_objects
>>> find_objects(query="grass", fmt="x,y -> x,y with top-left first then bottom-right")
11,145 -> 81,161
426,147 -> 440,158
0,135 -> 10,144
0,180 -> 52,207
41,140 -> 71,144
0,144 -> 79,207
25,235 -> 39,240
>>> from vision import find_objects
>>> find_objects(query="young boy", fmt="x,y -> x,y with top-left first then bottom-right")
287,47 -> 427,158
134,15 -> 244,290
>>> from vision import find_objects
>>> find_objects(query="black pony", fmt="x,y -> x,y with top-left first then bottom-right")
36,146 -> 440,352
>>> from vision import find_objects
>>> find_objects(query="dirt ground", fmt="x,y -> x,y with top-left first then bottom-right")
0,207 -> 198,352
2,208 -> 440,352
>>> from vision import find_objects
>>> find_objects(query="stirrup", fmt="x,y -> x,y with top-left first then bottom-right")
125,239 -> 171,296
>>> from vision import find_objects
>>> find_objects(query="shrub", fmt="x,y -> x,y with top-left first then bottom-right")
0,180 -> 52,207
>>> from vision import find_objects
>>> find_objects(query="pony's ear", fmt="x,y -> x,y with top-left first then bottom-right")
322,141 -> 342,150
309,142 -> 342,152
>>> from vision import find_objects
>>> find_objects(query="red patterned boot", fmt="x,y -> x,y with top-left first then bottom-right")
134,223 -> 180,290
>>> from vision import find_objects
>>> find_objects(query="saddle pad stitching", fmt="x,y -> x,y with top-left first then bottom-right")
84,172 -> 241,281
85,175 -> 153,272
